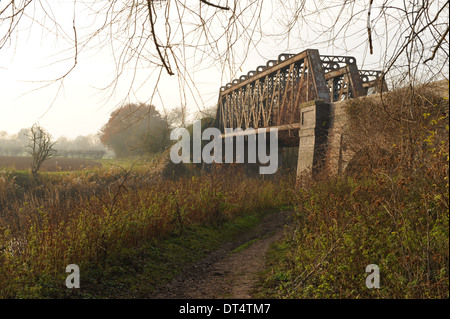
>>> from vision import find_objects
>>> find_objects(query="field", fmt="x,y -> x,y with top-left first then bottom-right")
0,155 -> 295,298
0,156 -> 102,171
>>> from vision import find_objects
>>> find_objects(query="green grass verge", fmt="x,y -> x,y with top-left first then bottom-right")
231,230 -> 276,255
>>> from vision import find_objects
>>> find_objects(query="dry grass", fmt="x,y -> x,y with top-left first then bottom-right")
257,84 -> 449,299
0,161 -> 294,298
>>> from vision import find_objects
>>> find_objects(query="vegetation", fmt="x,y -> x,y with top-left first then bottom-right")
100,103 -> 169,158
0,156 -> 102,172
256,84 -> 449,299
0,0 -> 447,302
0,129 -> 110,159
0,160 -> 294,298
25,124 -> 57,177
0,84 -> 447,299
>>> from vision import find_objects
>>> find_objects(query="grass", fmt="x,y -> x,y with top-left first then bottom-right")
35,208 -> 276,298
232,238 -> 260,254
256,173 -> 449,298
0,161 -> 295,298
231,231 -> 276,254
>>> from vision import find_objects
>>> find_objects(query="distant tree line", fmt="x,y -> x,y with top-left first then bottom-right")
56,135 -> 112,159
1,103 -> 217,160
0,129 -> 111,159
0,129 -> 31,156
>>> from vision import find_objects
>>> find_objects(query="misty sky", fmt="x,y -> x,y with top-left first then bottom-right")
0,1 -> 413,139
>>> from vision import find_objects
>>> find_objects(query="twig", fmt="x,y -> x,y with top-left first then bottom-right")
424,26 -> 449,64
200,0 -> 230,11
367,0 -> 374,55
292,238 -> 341,291
146,0 -> 174,75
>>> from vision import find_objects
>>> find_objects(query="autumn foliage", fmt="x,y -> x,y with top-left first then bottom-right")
100,103 -> 169,157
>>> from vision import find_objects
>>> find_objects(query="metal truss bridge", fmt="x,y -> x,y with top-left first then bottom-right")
214,49 -> 387,147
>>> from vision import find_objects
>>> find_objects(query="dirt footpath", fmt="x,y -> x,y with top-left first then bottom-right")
150,211 -> 290,299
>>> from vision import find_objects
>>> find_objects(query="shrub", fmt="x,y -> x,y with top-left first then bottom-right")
258,84 -> 449,299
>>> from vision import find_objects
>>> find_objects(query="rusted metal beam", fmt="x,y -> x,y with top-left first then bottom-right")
219,50 -> 309,96
220,123 -> 301,138
324,67 -> 348,79
306,49 -> 332,103
345,64 -> 365,98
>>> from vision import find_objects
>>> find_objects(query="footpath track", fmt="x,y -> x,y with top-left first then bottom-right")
150,210 -> 290,299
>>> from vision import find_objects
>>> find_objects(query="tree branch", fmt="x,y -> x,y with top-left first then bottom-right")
367,0 -> 374,54
423,25 -> 449,64
146,0 -> 174,75
200,0 -> 230,11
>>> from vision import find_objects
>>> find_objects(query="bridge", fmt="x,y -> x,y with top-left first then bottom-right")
213,48 -> 387,177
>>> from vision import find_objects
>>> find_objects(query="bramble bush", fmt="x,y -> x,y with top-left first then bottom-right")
258,83 -> 449,298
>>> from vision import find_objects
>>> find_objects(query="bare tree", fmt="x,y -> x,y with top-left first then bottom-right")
274,1 -> 449,86
26,124 -> 57,177
166,104 -> 188,128
0,0 -> 264,112
1,1 -> 448,114
194,104 -> 217,121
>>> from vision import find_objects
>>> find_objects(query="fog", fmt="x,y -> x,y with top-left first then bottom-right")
0,129 -> 113,159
